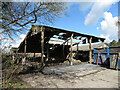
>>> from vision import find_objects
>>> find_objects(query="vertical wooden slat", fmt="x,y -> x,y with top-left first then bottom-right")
24,39 -> 27,53
22,39 -> 27,65
63,44 -> 65,58
102,40 -> 105,49
89,37 -> 92,64
46,43 -> 49,61
77,43 -> 78,51
70,34 -> 73,65
41,26 -> 44,67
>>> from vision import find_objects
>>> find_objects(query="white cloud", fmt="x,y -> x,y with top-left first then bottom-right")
11,34 -> 26,47
79,2 -> 93,11
1,34 -> 26,52
97,27 -> 99,30
84,0 -> 119,26
100,34 -> 111,42
100,12 -> 118,42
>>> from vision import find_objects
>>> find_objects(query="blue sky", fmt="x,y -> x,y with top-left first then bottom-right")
4,1 -> 119,48
54,1 -> 119,42
52,2 -> 119,40
53,2 -> 101,36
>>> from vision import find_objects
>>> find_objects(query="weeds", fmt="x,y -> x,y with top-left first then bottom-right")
2,53 -> 25,88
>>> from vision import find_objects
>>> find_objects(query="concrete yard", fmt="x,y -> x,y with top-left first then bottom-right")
18,63 -> 119,88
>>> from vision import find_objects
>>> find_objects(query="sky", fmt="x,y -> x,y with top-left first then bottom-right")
2,0 -> 120,49
54,1 -> 119,43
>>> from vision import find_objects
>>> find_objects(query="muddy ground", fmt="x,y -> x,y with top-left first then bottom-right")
18,63 -> 119,88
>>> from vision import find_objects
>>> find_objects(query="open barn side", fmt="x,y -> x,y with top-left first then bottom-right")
14,25 -> 105,67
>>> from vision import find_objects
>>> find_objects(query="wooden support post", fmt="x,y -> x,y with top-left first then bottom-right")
77,43 -> 78,51
24,39 -> 27,53
70,34 -> 73,65
89,37 -> 92,64
63,44 -> 65,58
22,39 -> 27,65
67,39 -> 68,45
41,26 -> 44,67
102,40 -> 105,49
67,41 -> 68,45
46,43 -> 49,61
12,55 -> 15,61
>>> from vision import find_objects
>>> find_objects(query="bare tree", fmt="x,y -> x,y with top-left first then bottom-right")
1,2 -> 67,39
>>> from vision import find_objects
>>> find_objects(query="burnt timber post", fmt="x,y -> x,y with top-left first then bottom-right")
70,34 -> 73,65
41,26 -> 45,68
77,43 -> 79,51
22,39 -> 27,65
102,39 -> 105,49
46,43 -> 49,61
63,44 -> 65,58
89,37 -> 92,64
24,39 -> 27,53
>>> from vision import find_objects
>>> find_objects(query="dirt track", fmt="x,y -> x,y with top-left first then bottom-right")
18,63 -> 119,88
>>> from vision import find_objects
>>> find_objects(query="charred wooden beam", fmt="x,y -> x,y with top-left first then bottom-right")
77,43 -> 79,51
70,34 -> 73,65
22,39 -> 27,65
63,44 -> 65,58
16,53 -> 45,57
46,43 -> 49,61
89,37 -> 92,64
24,39 -> 27,53
49,39 -> 64,42
102,39 -> 105,49
41,26 -> 45,68
49,39 -> 76,43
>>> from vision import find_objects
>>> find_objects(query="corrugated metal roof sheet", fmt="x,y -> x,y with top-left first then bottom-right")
71,43 -> 108,51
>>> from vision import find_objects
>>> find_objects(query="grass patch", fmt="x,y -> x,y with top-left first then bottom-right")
2,76 -> 26,89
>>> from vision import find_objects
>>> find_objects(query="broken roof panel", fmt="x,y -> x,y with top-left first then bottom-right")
72,43 -> 108,51
18,25 -> 105,53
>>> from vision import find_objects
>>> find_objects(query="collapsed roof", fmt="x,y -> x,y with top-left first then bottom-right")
18,25 -> 105,53
72,43 -> 108,51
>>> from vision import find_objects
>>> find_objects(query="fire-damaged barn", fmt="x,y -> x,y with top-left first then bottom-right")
71,43 -> 108,62
17,25 -> 105,66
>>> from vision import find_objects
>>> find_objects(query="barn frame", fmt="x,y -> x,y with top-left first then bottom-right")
16,25 -> 105,67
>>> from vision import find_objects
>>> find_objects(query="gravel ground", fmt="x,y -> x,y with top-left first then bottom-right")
18,63 -> 119,88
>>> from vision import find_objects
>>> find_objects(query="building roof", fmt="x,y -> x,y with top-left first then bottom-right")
18,25 -> 105,53
72,43 -> 108,51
